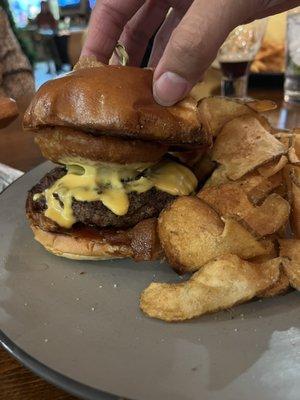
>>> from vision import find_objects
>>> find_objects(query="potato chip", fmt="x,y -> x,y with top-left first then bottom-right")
279,239 -> 300,290
197,97 -> 253,136
259,269 -> 290,298
257,155 -> 288,177
247,99 -> 277,113
212,115 -> 286,180
140,254 -> 281,321
204,167 -> 285,206
203,165 -> 230,188
199,182 -> 290,237
158,197 -> 270,273
240,171 -> 285,204
288,129 -> 300,164
190,154 -> 216,182
284,164 -> 300,238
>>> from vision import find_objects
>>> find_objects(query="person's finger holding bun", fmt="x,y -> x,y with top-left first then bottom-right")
82,0 -> 300,105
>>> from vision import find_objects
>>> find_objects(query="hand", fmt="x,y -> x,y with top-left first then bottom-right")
82,0 -> 300,106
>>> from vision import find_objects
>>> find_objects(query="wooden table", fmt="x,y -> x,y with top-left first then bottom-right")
1,80 -> 300,400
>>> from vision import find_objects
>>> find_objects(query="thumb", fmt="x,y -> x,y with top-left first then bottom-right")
153,0 -> 252,106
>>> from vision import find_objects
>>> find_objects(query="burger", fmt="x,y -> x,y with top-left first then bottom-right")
24,59 -> 211,261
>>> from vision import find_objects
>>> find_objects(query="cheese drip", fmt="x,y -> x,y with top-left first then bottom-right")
34,161 -> 197,228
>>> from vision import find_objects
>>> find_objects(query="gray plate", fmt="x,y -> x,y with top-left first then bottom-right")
0,162 -> 300,400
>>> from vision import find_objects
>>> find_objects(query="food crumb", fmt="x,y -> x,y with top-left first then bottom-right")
113,283 -> 119,288
79,271 -> 86,275
44,338 -> 48,343
234,328 -> 239,332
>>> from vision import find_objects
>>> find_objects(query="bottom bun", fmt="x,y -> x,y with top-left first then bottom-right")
31,224 -> 133,260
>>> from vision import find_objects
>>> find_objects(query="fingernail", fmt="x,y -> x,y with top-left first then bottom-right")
153,72 -> 190,106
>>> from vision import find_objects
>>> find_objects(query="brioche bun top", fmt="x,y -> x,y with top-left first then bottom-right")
23,64 -> 211,146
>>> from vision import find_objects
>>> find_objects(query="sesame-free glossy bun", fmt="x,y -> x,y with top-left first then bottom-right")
23,64 -> 211,146
35,126 -> 169,165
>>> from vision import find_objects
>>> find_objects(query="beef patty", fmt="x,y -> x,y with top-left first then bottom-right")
27,167 -> 175,229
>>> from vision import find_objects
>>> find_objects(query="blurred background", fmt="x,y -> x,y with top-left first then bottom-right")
2,0 -> 94,88
0,1 -> 289,91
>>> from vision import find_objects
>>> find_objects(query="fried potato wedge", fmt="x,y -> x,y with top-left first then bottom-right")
199,183 -> 290,237
280,239 -> 300,290
284,164 -> 300,238
140,254 -> 281,321
212,115 -> 286,180
158,197 -> 270,273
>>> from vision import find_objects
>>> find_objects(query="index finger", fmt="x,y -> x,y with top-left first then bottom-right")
82,0 -> 144,63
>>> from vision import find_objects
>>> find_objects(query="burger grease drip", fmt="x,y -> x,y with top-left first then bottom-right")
33,161 -> 197,228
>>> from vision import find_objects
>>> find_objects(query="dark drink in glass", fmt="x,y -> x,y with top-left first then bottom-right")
220,61 -> 251,79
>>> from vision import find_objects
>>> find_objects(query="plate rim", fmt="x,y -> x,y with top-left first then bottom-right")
0,330 -> 119,400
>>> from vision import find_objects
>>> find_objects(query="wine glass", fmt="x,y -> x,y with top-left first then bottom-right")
218,19 -> 267,98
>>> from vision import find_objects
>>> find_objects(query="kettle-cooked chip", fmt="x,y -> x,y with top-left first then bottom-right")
257,155 -> 288,178
279,239 -> 300,290
274,131 -> 292,150
140,254 -> 281,321
212,115 -> 286,180
158,197 -> 270,273
197,97 -> 253,136
284,164 -> 300,238
288,129 -> 300,164
205,164 -> 285,204
199,183 -> 290,237
203,165 -> 230,188
247,99 -> 277,113
259,269 -> 290,298
239,171 -> 285,204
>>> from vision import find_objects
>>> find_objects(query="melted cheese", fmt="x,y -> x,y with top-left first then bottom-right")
36,161 -> 197,228
150,162 -> 198,196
